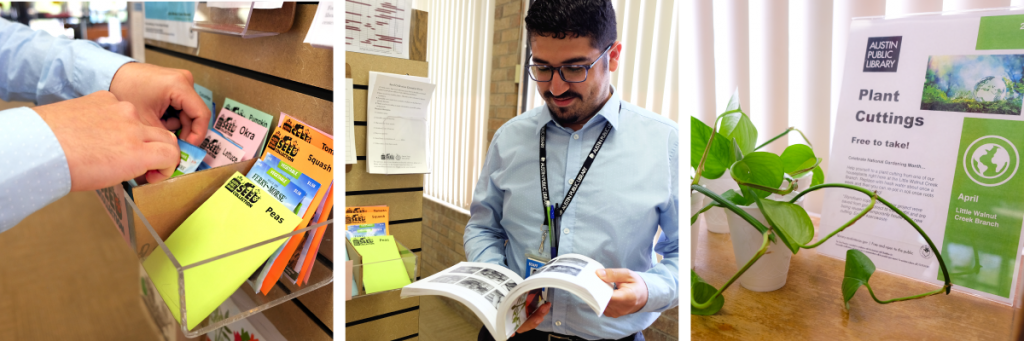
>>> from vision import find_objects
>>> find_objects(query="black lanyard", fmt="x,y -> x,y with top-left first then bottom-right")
539,118 -> 613,221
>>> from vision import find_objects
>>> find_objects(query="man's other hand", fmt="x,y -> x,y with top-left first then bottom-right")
513,301 -> 551,336
109,63 -> 210,146
596,268 -> 649,318
34,91 -> 180,191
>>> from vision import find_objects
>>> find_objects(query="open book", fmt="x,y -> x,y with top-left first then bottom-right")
400,254 -> 613,341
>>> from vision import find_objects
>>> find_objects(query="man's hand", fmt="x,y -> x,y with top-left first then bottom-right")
513,301 -> 551,336
597,269 -> 649,318
109,62 -> 210,146
34,91 -> 181,191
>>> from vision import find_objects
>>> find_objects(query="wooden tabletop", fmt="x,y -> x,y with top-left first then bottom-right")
691,217 -> 1017,340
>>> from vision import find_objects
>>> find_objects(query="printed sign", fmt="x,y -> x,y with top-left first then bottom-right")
821,9 -> 1024,304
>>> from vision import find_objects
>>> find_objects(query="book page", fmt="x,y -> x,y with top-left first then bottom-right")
498,254 -> 614,330
401,262 -> 523,338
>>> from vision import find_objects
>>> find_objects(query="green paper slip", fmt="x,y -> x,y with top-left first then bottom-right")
142,172 -> 301,330
351,236 -> 412,294
222,98 -> 274,152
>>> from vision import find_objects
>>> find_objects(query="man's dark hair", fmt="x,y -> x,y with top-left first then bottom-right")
525,0 -> 617,51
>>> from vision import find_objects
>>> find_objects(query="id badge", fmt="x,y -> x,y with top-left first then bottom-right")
526,251 -> 550,302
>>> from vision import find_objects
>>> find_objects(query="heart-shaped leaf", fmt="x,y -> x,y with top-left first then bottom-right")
718,189 -> 755,207
811,166 -> 825,187
842,249 -> 877,309
719,112 -> 758,155
780,144 -> 820,175
730,152 -> 784,198
757,197 -> 815,254
691,270 -> 724,315
724,88 -> 743,113
691,116 -> 734,180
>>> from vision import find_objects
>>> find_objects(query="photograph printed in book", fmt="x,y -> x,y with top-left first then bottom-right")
454,276 -> 493,294
450,266 -> 485,274
479,268 -> 512,284
549,257 -> 588,268
503,278 -> 520,290
540,262 -> 581,276
430,274 -> 466,284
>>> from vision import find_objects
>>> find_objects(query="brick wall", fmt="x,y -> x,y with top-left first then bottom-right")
488,0 -> 526,143
419,0 -> 678,338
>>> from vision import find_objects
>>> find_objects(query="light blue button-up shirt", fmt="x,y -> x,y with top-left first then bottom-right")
0,18 -> 134,233
464,87 -> 679,339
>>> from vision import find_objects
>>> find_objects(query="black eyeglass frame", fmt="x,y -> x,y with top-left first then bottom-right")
527,44 -> 614,83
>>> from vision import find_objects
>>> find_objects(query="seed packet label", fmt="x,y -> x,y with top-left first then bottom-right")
223,98 -> 274,151
199,129 -> 246,168
278,113 -> 334,155
247,160 -> 312,216
215,108 -> 270,160
820,9 -> 1024,305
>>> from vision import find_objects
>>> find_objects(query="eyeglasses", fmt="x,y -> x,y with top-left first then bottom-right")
528,45 -> 612,83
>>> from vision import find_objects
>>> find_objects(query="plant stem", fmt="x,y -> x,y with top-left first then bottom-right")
864,283 -> 950,304
801,192 -> 877,249
691,115 -> 727,186
749,126 -> 811,150
787,183 -> 952,293
691,185 -> 769,235
692,231 -> 771,309
690,202 -> 716,225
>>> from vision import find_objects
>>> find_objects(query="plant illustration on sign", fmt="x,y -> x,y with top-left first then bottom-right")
690,89 -> 953,315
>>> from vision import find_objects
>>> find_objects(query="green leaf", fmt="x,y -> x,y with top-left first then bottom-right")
724,88 -> 743,113
780,144 -> 820,175
842,249 -> 877,309
719,112 -> 758,155
691,270 -> 724,315
731,138 -> 744,162
757,198 -> 815,254
718,189 -> 755,207
730,152 -> 784,198
691,117 -> 734,179
811,166 -> 825,187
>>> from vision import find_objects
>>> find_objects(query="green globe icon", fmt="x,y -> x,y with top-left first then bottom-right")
971,143 -> 1010,179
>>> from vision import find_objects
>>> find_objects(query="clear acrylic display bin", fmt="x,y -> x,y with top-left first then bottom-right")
192,2 -> 296,38
103,180 -> 333,338
346,238 -> 418,300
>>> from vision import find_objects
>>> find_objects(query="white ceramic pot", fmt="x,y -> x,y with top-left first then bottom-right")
723,197 -> 805,292
699,177 -> 739,234
690,190 -> 705,269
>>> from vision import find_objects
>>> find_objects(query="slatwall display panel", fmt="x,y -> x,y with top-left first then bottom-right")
145,3 -> 333,90
142,3 -> 334,337
144,50 -> 334,134
344,7 -> 428,339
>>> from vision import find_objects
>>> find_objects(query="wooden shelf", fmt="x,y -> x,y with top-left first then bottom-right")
691,218 -> 1014,340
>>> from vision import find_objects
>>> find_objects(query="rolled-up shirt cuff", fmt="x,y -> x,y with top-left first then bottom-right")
0,107 -> 71,233
636,270 -> 674,313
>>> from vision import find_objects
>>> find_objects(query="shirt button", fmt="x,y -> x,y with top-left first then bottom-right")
568,179 -> 573,185
563,228 -> 570,234
555,321 -> 562,326
573,134 -> 579,140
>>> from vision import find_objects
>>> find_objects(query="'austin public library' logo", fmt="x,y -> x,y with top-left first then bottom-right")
963,135 -> 1019,187
864,36 -> 902,72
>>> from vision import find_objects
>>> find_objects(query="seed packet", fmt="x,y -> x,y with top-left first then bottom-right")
199,129 -> 246,168
246,159 -> 315,217
173,139 -> 207,177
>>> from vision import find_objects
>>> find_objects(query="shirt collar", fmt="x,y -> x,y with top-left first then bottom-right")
535,85 -> 621,134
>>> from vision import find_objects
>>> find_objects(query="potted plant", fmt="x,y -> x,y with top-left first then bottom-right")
689,91 -> 952,315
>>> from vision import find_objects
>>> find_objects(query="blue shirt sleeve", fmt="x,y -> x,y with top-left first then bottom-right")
0,107 -> 72,233
0,18 -> 134,233
464,128 -> 510,267
636,128 -> 680,313
0,18 -> 134,105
